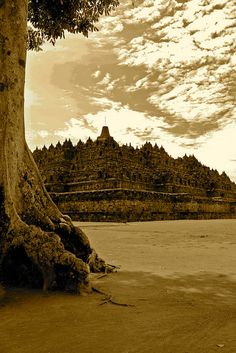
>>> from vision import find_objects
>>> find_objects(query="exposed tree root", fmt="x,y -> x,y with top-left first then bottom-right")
107,263 -> 120,270
96,274 -> 109,280
92,286 -> 135,307
0,217 -> 109,293
0,0 -> 112,294
100,296 -> 135,307
0,145 -> 109,293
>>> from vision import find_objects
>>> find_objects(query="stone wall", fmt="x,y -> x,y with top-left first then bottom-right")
33,131 -> 236,222
51,189 -> 236,222
33,137 -> 236,199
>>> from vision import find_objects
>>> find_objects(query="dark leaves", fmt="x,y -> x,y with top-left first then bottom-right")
27,0 -> 119,48
27,26 -> 45,51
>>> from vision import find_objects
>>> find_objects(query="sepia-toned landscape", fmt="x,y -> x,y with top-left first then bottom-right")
0,0 -> 236,352
1,219 -> 236,353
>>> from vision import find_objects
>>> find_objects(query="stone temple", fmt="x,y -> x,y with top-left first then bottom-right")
33,126 -> 236,221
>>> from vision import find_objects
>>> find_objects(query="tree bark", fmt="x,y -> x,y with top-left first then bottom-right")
0,0 -> 105,292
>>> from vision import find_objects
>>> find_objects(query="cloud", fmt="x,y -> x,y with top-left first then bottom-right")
109,0 -> 235,143
53,105 -> 169,147
106,1 -> 233,141
126,126 -> 158,141
92,70 -> 101,79
26,0 -> 236,180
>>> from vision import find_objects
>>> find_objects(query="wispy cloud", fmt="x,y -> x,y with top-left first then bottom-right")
26,0 -> 236,180
46,0 -> 236,146
107,0 -> 236,143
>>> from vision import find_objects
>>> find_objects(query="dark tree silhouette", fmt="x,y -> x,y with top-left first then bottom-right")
0,0 -> 119,292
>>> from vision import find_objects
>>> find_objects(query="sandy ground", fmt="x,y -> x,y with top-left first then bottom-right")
0,219 -> 236,353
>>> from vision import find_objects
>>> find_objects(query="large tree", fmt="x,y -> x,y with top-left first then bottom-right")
0,0 -> 119,292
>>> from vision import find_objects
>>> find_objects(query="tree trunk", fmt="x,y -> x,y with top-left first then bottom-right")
0,0 -> 105,292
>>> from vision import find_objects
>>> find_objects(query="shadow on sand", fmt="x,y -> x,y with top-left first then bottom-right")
0,270 -> 235,353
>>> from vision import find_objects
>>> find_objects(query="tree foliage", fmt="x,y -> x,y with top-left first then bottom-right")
27,0 -> 119,50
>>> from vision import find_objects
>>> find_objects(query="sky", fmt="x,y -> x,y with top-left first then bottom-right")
25,0 -> 236,181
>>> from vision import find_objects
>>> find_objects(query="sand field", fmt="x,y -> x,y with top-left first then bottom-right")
0,219 -> 236,353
